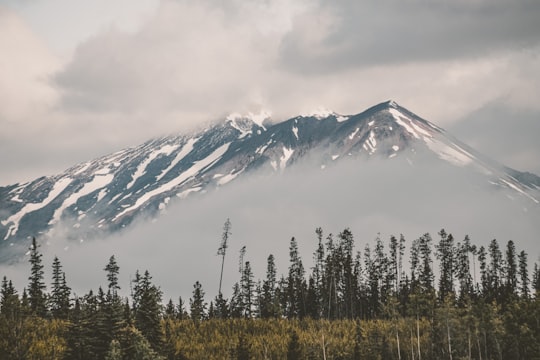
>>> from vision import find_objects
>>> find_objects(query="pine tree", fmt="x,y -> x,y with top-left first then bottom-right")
533,263 -> 540,295
28,237 -> 47,317
164,299 -> 176,319
478,245 -> 488,295
389,235 -> 400,295
0,276 -> 19,318
518,251 -> 529,299
364,243 -> 379,318
418,233 -> 434,292
436,229 -> 455,301
218,218 -> 231,296
241,261 -> 255,317
488,239 -> 504,301
50,256 -> 71,319
104,255 -> 120,298
455,236 -> 474,303
313,228 -> 325,303
286,237 -> 306,318
504,240 -> 517,300
133,270 -> 163,351
213,292 -> 229,319
176,296 -> 188,320
339,228 -> 357,318
229,282 -> 243,318
374,235 -> 389,306
260,254 -> 278,318
189,281 -> 207,322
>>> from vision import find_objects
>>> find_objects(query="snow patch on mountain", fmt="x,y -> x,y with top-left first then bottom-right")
500,178 -> 539,204
2,177 -> 72,239
156,137 -> 199,181
113,143 -> 231,221
280,147 -> 294,170
292,126 -> 299,140
423,137 -> 473,166
49,173 -> 114,225
349,128 -> 360,140
126,143 -> 178,189
389,108 -> 421,139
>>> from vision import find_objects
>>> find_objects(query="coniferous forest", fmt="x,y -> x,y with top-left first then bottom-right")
1,222 -> 540,360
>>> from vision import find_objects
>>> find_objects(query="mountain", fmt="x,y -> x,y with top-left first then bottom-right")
1,101 -> 539,261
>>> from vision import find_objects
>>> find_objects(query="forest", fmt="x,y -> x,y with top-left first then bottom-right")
1,221 -> 539,360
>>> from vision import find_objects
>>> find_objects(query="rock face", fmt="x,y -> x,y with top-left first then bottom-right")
1,101 -> 538,260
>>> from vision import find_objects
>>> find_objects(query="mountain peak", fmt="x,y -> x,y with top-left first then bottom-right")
226,110 -> 270,129
1,101 -> 538,258
385,99 -> 399,108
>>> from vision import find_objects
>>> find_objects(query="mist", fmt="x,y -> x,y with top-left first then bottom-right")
1,153 -> 539,304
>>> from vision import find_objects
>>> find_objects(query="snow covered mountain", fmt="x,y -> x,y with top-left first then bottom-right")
1,101 -> 539,261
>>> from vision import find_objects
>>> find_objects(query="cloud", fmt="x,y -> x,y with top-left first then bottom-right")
0,7 -> 59,121
2,152 -> 538,302
279,0 -> 540,73
450,102 -> 540,174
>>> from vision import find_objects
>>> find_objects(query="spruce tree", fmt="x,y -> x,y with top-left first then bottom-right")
455,236 -> 474,303
436,229 -> 455,301
488,239 -> 503,301
133,270 -> 163,351
260,254 -> 278,318
518,251 -> 529,298
504,240 -> 517,299
28,237 -> 47,317
533,263 -> 540,295
164,299 -> 176,319
0,277 -> 19,318
104,255 -> 120,298
286,237 -> 306,318
189,281 -> 207,322
241,261 -> 255,318
50,256 -> 71,319
418,233 -> 434,291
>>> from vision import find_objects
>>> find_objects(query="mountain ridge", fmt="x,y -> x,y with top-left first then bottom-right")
1,101 -> 539,261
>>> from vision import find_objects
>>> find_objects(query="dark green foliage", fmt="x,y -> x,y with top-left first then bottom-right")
105,255 -> 121,297
260,254 -> 279,318
28,237 -> 47,316
286,238 -> 307,319
436,229 -> 455,300
50,256 -> 71,319
241,261 -> 255,317
518,251 -> 529,298
189,281 -> 207,322
133,270 -> 163,351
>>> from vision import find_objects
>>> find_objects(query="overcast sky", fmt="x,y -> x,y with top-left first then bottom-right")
1,0 -> 539,185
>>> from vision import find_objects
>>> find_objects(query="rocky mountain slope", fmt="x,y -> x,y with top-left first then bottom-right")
1,101 -> 538,260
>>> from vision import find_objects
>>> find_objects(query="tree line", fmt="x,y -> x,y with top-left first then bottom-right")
1,223 -> 540,359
